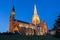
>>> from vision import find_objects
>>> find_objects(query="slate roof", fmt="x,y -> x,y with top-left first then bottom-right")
14,19 -> 30,24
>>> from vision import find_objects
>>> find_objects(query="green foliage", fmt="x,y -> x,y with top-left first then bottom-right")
53,14 -> 60,38
0,35 -> 59,40
53,14 -> 60,30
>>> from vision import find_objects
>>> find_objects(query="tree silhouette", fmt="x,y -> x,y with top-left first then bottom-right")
53,14 -> 60,38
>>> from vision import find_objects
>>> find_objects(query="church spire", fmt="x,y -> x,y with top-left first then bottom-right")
32,4 -> 40,25
12,6 -> 15,15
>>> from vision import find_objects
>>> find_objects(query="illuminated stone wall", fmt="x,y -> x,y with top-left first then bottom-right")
9,4 -> 48,35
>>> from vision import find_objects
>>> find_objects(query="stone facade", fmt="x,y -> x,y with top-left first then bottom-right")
9,4 -> 48,35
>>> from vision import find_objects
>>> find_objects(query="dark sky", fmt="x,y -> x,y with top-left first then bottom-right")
0,0 -> 60,32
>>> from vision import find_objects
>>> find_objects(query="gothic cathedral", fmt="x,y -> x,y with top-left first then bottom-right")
9,4 -> 48,35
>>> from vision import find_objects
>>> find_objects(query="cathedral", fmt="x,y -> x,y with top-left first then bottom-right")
9,4 -> 48,35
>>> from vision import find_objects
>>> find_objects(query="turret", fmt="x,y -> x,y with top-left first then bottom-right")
12,6 -> 15,15
10,6 -> 15,21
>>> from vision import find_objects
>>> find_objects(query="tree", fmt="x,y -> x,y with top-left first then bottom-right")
55,14 -> 60,30
53,14 -> 60,38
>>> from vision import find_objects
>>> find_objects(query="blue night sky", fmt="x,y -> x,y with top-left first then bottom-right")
0,0 -> 60,32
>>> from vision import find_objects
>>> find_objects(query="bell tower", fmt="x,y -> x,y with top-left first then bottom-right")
32,4 -> 40,26
9,6 -> 15,32
10,6 -> 15,21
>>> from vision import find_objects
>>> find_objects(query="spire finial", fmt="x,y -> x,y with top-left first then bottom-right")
12,6 -> 15,12
34,4 -> 37,15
